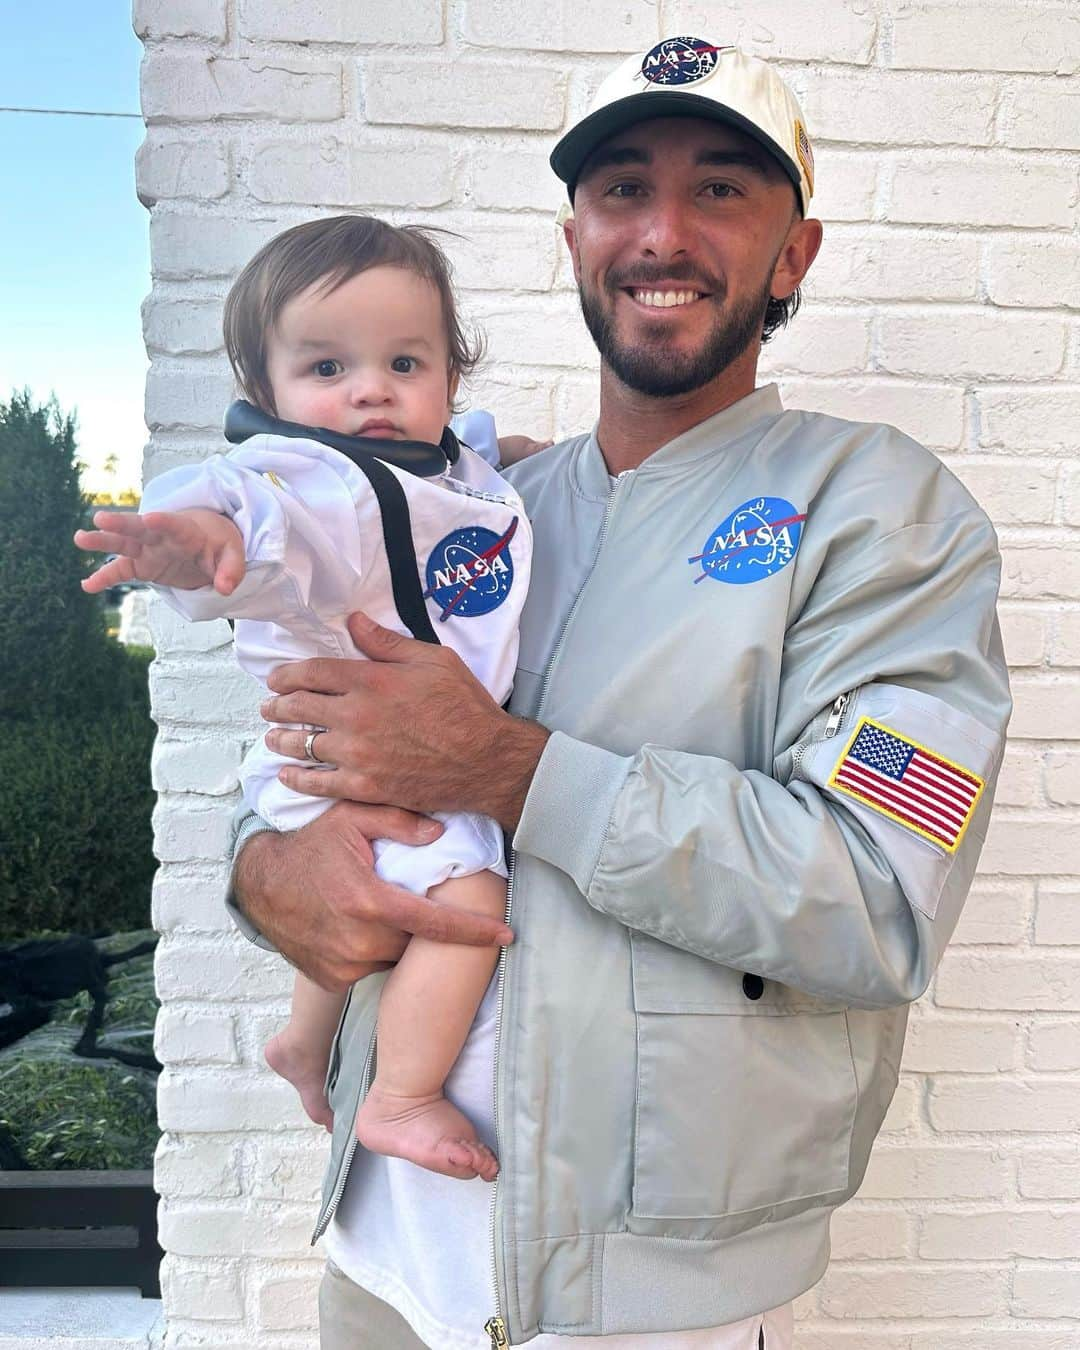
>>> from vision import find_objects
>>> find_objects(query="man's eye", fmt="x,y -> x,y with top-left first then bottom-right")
706,182 -> 739,199
608,182 -> 642,198
314,359 -> 341,377
391,356 -> 416,373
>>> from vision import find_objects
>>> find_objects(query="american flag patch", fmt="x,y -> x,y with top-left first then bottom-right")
794,118 -> 815,194
828,717 -> 984,853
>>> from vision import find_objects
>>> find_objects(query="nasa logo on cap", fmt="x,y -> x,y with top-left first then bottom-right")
638,36 -> 729,87
688,496 -> 806,585
424,519 -> 519,620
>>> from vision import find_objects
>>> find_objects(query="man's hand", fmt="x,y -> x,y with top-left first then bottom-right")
497,433 -> 554,466
74,508 -> 246,596
260,612 -> 549,830
234,801 -> 514,992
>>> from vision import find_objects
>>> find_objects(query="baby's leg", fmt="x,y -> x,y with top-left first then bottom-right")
354,869 -> 505,1181
265,973 -> 345,1131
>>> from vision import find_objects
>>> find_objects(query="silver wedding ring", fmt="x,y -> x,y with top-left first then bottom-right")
303,727 -> 327,764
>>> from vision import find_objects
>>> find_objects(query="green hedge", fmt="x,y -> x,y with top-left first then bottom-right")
0,654 -> 156,940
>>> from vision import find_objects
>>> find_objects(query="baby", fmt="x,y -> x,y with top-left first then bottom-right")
76,215 -> 542,1182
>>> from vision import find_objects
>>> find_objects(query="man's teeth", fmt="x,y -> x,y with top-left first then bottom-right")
633,289 -> 701,308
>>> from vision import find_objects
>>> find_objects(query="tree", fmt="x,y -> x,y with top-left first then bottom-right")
0,390 -> 156,937
0,391 -> 144,721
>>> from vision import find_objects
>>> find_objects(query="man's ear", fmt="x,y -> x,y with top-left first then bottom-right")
770,216 -> 823,300
562,216 -> 582,285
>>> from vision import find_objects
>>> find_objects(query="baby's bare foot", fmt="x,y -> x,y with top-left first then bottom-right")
265,1029 -> 334,1131
355,1084 -> 498,1181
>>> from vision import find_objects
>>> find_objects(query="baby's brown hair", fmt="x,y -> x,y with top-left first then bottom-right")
223,215 -> 481,414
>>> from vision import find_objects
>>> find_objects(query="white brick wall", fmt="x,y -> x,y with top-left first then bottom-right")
137,1 -> 1080,1342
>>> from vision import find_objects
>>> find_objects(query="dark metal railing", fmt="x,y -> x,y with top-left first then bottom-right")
0,1170 -> 161,1296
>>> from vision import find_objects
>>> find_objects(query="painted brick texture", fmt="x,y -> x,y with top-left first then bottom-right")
138,2 -> 1080,1343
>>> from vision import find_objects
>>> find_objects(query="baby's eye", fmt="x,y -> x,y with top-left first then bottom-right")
391,356 -> 417,374
314,359 -> 342,378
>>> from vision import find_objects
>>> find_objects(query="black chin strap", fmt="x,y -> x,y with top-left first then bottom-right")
223,400 -> 442,645
223,399 -> 458,476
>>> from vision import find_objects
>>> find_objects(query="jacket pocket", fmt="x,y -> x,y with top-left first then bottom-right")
630,931 -> 858,1220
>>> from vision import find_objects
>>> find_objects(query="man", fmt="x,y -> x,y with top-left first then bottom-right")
230,39 -> 1010,1349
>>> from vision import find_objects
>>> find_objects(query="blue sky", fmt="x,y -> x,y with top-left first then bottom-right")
0,1 -> 147,493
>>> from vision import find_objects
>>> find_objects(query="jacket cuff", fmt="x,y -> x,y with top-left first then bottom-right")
226,807 -> 280,952
512,730 -> 632,893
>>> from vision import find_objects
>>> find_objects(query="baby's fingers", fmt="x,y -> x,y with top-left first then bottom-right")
74,527 -> 145,557
141,511 -> 207,550
80,555 -> 137,595
91,511 -> 150,538
212,534 -> 247,596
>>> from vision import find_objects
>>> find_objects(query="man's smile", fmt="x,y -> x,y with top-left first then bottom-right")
627,287 -> 709,309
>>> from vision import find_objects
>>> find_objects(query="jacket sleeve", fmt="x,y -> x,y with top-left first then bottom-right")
140,453 -> 359,643
223,805 -> 280,954
512,510 -> 1012,1011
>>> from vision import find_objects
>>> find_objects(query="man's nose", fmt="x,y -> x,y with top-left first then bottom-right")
639,198 -> 692,260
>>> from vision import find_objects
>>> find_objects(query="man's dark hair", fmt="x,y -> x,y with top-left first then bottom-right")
223,215 -> 482,413
762,288 -> 801,344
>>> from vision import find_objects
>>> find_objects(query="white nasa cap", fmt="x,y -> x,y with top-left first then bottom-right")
550,37 -> 815,214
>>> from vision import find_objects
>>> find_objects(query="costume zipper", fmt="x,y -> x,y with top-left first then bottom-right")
824,691 -> 852,738
484,469 -> 632,1344
311,1024 -> 377,1242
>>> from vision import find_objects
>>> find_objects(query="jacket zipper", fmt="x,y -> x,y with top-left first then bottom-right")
485,1315 -> 510,1347
311,1023 -> 377,1243
824,691 -> 852,738
484,469 -> 633,1345
484,857 -> 515,1348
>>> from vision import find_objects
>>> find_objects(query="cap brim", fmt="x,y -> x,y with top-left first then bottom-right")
550,92 -> 803,208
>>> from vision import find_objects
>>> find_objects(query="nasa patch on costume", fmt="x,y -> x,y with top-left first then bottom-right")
423,519 -> 519,621
797,683 -> 1001,920
688,495 -> 806,585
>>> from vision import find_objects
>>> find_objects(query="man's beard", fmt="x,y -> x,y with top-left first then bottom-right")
578,269 -> 773,399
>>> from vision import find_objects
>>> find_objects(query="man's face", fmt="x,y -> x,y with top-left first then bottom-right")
564,118 -> 811,398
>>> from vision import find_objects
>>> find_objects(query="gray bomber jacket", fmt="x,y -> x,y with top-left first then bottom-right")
233,385 -> 1011,1344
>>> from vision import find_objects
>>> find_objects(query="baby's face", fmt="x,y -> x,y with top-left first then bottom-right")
266,265 -> 456,444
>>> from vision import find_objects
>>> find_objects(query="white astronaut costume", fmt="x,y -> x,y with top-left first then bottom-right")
142,411 -> 532,895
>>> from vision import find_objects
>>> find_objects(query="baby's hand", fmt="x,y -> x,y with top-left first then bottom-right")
74,508 -> 247,596
496,434 -> 554,467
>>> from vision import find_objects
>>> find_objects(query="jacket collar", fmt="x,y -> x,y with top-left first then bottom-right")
574,384 -> 784,500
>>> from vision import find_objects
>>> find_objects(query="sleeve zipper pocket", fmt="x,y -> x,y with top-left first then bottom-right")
824,691 -> 852,738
